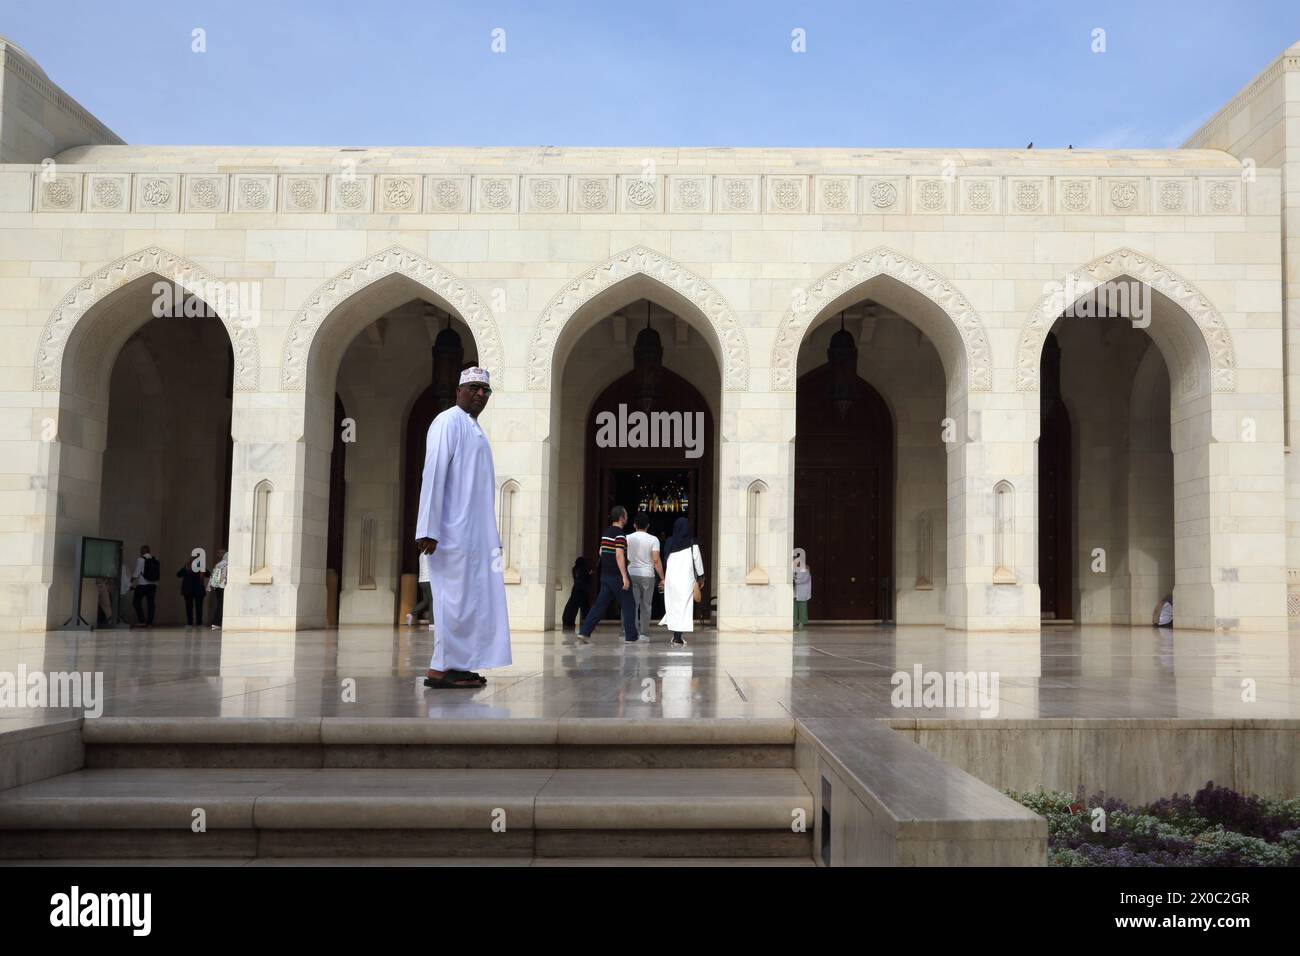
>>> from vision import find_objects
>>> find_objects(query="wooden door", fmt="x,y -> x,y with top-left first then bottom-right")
794,364 -> 893,621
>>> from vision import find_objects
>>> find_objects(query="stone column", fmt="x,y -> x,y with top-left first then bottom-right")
480,377 -> 550,631
1171,390 -> 1287,630
718,387 -> 795,632
222,388 -> 324,630
946,392 -> 1042,631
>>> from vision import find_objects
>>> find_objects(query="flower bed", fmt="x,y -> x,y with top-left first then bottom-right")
1006,782 -> 1300,866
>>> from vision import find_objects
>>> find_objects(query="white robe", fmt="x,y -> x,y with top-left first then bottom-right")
416,406 -> 512,671
659,544 -> 704,633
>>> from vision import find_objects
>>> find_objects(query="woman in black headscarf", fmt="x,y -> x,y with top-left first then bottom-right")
659,516 -> 703,646
561,555 -> 591,629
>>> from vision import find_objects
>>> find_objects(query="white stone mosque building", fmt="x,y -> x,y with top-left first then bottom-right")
1,35 -> 1298,636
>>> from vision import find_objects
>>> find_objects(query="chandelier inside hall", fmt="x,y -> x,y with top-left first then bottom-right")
635,473 -> 689,514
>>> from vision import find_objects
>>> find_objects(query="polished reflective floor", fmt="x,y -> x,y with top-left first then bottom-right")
1,623 -> 1298,725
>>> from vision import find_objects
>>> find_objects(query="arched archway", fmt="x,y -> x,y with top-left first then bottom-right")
1016,248 -> 1236,397
541,275 -> 725,627
528,246 -> 749,393
36,254 -> 240,626
771,247 -> 993,394
269,249 -> 501,627
281,246 -> 503,398
329,299 -> 480,625
1028,264 -> 1194,626
35,246 -> 259,395
786,261 -> 971,626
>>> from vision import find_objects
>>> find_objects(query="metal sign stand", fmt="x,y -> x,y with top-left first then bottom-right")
59,536 -> 93,630
58,536 -> 126,631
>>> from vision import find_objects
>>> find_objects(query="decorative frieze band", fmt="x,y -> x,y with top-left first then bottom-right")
20,172 -> 1256,216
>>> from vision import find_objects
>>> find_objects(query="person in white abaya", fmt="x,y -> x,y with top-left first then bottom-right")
416,366 -> 512,689
658,516 -> 704,646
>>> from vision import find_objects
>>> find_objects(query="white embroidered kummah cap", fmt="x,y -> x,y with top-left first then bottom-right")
459,367 -> 490,386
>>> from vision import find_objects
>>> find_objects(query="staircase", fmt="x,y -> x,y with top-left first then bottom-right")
0,718 -> 814,864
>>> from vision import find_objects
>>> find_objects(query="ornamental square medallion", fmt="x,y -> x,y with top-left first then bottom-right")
1201,178 -> 1240,215
571,175 -> 615,212
424,175 -> 470,213
1104,178 -> 1144,215
514,176 -> 561,214
184,174 -> 227,212
281,175 -> 326,213
668,175 -> 711,213
35,174 -> 82,212
960,178 -> 999,214
911,178 -> 950,214
861,177 -> 904,213
1007,177 -> 1048,214
716,175 -> 760,212
814,176 -> 855,213
474,175 -> 518,213
232,174 -> 276,212
330,175 -> 373,213
134,174 -> 180,213
1055,178 -> 1095,214
377,175 -> 419,212
765,176 -> 807,213
86,173 -> 131,212
1152,178 -> 1194,214
619,175 -> 663,213
523,175 -> 567,213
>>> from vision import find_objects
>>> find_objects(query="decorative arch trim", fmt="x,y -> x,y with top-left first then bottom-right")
770,247 -> 992,392
279,246 -> 505,390
33,246 -> 261,392
527,246 -> 749,392
1015,248 -> 1236,392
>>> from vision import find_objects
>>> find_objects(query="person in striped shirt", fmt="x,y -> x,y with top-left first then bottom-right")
578,505 -> 638,643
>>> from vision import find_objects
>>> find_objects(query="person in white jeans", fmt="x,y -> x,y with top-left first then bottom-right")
625,512 -> 664,641
407,549 -> 434,628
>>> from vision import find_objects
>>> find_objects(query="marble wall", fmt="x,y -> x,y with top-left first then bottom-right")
0,143 -> 1287,634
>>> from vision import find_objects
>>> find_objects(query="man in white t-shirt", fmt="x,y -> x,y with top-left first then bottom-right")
406,549 -> 434,629
625,512 -> 664,642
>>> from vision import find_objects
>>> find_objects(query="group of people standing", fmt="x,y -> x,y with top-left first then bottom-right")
96,544 -> 229,629
569,507 -> 704,647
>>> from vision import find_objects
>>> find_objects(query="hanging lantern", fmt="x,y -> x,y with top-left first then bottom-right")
633,316 -> 664,413
827,312 -> 858,420
430,306 -> 464,410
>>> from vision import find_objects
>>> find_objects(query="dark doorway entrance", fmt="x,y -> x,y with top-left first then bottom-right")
602,468 -> 691,620
1038,334 -> 1073,620
794,363 -> 894,621
325,393 -> 347,625
582,367 -> 713,621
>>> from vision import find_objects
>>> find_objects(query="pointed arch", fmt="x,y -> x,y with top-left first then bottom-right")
527,245 -> 750,392
770,247 -> 992,392
1015,248 -> 1236,394
33,245 -> 260,393
279,245 -> 505,390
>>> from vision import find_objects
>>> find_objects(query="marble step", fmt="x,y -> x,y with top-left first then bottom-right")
1,856 -> 818,867
82,717 -> 797,769
0,767 -> 815,860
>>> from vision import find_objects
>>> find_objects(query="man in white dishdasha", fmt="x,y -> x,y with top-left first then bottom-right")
415,366 -> 512,688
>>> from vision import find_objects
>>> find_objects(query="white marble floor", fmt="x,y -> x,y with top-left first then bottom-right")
1,623 -> 1298,724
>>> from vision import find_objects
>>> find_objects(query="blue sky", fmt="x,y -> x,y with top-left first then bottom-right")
5,0 -> 1299,148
